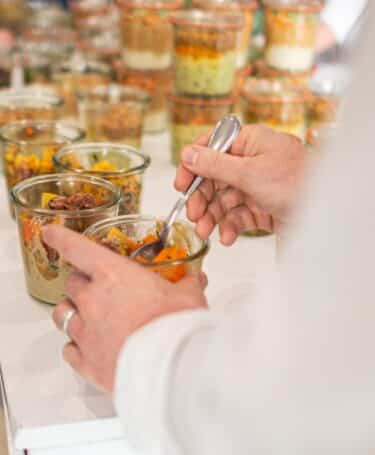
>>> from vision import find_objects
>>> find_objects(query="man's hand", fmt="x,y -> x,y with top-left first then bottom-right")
43,225 -> 208,394
175,125 -> 307,245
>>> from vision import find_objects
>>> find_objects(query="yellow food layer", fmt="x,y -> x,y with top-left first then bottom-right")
176,44 -> 222,60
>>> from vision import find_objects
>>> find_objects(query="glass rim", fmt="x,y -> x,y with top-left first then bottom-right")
241,78 -> 311,104
11,173 -> 121,217
171,9 -> 244,29
53,142 -> 151,177
263,0 -> 323,13
0,120 -> 86,146
76,83 -> 151,104
168,92 -> 235,107
84,214 -> 210,267
69,0 -> 112,12
192,0 -> 258,11
0,90 -> 64,108
117,0 -> 184,11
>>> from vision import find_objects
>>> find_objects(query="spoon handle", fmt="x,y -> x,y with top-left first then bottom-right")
161,115 -> 242,242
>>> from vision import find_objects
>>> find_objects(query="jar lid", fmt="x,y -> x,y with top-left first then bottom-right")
170,9 -> 244,29
263,0 -> 323,13
168,93 -> 234,106
192,0 -> 258,11
117,0 -> 184,10
241,77 -> 311,103
256,60 -> 316,78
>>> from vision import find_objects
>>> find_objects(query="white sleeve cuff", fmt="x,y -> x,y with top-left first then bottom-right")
114,309 -> 216,454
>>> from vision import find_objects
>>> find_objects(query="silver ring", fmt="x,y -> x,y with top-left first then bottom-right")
62,309 -> 76,336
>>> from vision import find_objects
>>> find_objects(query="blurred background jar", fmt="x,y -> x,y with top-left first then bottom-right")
78,30 -> 121,65
114,62 -> 174,134
171,10 -> 243,97
169,94 -> 233,165
0,47 -> 14,89
233,64 -> 253,121
0,0 -> 28,31
26,1 -> 73,29
69,0 -> 113,25
308,78 -> 341,129
77,84 -> 150,147
191,0 -> 258,69
52,55 -> 112,122
255,59 -> 315,87
117,0 -> 183,71
241,78 -> 309,140
263,0 -> 323,73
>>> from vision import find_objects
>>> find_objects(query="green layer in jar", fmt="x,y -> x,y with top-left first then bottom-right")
171,123 -> 213,165
175,51 -> 236,97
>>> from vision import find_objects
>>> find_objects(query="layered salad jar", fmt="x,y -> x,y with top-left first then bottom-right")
308,79 -> 340,129
171,10 -> 243,97
85,215 -> 209,282
263,0 -> 323,72
52,57 -> 112,122
0,91 -> 63,127
0,120 -> 84,215
77,84 -> 150,147
169,94 -> 233,165
241,78 -> 309,140
114,62 -> 174,133
12,173 -> 120,304
54,142 -> 150,215
118,0 -> 183,71
256,60 -> 314,86
191,0 -> 258,69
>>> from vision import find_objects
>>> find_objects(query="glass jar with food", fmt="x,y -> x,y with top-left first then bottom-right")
69,0 -> 112,24
233,64 -> 252,121
117,0 -> 183,71
12,173 -> 120,304
256,60 -> 315,86
85,215 -> 209,282
78,31 -> 121,64
26,3 -> 72,29
0,91 -> 63,128
54,142 -> 150,215
0,0 -> 27,30
0,120 -> 85,216
308,79 -> 340,129
171,10 -> 243,97
169,94 -> 233,165
191,0 -> 258,69
113,62 -> 174,133
52,56 -> 112,122
241,78 -> 309,140
77,84 -> 149,147
263,0 -> 323,72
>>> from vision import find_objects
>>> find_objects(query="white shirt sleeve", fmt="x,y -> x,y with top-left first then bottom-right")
322,0 -> 367,43
115,6 -> 375,453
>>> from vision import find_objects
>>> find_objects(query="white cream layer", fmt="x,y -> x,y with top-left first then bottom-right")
265,45 -> 314,72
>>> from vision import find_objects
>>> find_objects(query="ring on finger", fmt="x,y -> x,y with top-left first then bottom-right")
62,309 -> 77,337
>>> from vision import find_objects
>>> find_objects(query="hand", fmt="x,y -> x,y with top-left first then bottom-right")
43,225 -> 208,394
175,125 -> 307,246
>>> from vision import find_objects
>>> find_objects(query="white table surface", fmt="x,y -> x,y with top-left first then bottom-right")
0,132 -> 276,454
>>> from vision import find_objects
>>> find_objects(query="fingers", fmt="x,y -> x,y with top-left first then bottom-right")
53,299 -> 84,342
174,273 -> 209,309
63,342 -> 86,377
253,212 -> 273,233
186,180 -> 215,223
65,270 -> 90,302
219,206 -> 257,246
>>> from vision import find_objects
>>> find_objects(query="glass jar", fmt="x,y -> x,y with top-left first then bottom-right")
256,60 -> 315,86
85,215 -> 209,282
78,31 -> 121,64
233,64 -> 253,121
118,0 -> 183,71
54,142 -> 150,215
113,62 -> 174,133
0,91 -> 63,127
0,0 -> 27,30
308,79 -> 340,129
0,120 -> 85,216
12,173 -> 120,304
69,0 -> 112,23
77,84 -> 150,147
191,0 -> 258,69
26,3 -> 72,29
241,78 -> 309,140
171,10 -> 243,97
0,48 -> 13,89
52,57 -> 112,122
263,0 -> 323,72
169,94 -> 233,165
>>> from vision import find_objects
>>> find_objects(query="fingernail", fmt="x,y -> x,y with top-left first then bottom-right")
182,147 -> 198,166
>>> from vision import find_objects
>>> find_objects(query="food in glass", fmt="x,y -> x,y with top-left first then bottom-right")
113,62 -> 174,133
118,0 -> 183,71
78,30 -> 121,64
85,215 -> 209,282
263,0 -> 322,72
77,84 -> 149,147
70,0 -> 112,23
233,64 -> 253,121
0,91 -> 63,127
52,57 -> 112,122
171,10 -> 243,97
54,142 -> 150,215
256,60 -> 314,86
0,0 -> 27,30
191,0 -> 258,69
22,52 -> 52,85
241,78 -> 309,140
1,120 -> 84,216
169,94 -> 233,165
308,79 -> 340,129
12,174 -> 120,304
26,4 -> 72,29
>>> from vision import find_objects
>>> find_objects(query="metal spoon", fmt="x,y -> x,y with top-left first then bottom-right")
131,114 -> 242,262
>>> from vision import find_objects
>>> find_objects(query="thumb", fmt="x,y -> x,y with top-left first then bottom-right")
181,145 -> 248,191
